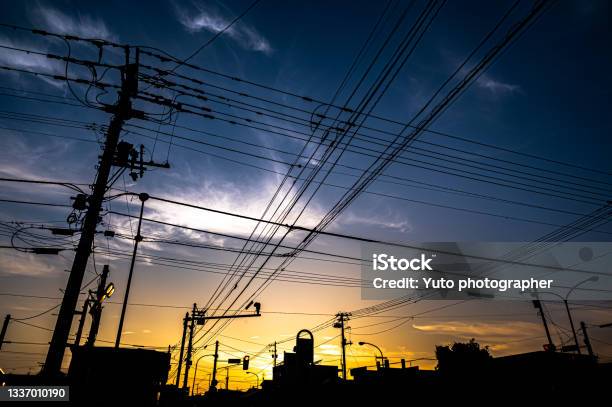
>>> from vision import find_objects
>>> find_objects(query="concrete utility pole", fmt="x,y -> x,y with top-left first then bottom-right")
73,300 -> 90,347
183,303 -> 197,389
176,312 -> 189,387
211,340 -> 219,390
86,265 -> 110,346
0,314 -> 10,351
115,192 -> 149,348
581,321 -> 595,358
43,47 -> 140,376
564,299 -> 580,354
532,300 -> 555,351
178,303 -> 260,391
271,341 -> 278,367
334,312 -> 351,380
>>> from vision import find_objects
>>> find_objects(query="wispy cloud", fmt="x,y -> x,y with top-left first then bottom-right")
0,250 -> 62,277
0,5 -> 116,87
476,74 -> 521,96
339,210 -> 412,233
175,2 -> 272,55
141,175 -> 325,244
412,320 -> 541,339
31,5 -> 116,40
441,49 -> 521,97
0,133 -> 78,182
0,35 -> 65,88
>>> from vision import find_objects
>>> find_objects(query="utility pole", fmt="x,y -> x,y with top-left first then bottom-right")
581,321 -> 595,358
211,340 -> 219,391
176,312 -> 189,387
532,300 -> 555,351
334,312 -> 351,380
176,302 -> 260,391
85,265 -> 110,347
564,299 -> 581,354
73,299 -> 90,347
0,314 -> 10,351
182,303 -> 197,389
42,47 -> 141,376
271,341 -> 278,367
115,192 -> 149,348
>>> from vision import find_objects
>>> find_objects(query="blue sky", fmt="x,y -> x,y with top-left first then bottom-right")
0,0 -> 611,385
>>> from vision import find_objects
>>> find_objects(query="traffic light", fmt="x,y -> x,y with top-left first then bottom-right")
243,356 -> 250,370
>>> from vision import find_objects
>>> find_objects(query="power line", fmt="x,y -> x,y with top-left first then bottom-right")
166,0 -> 263,72
2,188 -> 609,274
1,66 -> 608,204
3,18 -> 610,178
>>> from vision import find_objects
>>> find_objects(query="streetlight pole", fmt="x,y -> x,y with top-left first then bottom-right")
191,353 -> 215,396
246,371 -> 259,389
563,298 -> 580,354
534,276 -> 598,354
565,276 -> 599,354
358,341 -> 385,369
115,192 -> 148,348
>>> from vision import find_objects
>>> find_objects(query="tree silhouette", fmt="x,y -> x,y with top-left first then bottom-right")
435,338 -> 491,376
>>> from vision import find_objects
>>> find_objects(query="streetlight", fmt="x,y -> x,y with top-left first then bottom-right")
246,371 -> 260,389
533,276 -> 599,354
191,354 -> 215,396
358,341 -> 386,369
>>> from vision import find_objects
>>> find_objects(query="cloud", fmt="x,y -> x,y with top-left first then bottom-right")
339,210 -> 412,233
316,343 -> 340,356
142,176 -> 325,245
442,49 -> 521,97
0,35 -> 65,88
476,74 -> 521,96
412,320 -> 541,339
31,6 -> 116,41
0,132 -> 77,182
1,5 -> 117,87
0,250 -> 62,277
175,2 -> 272,55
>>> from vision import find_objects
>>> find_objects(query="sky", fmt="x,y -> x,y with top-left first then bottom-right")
0,0 -> 611,390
